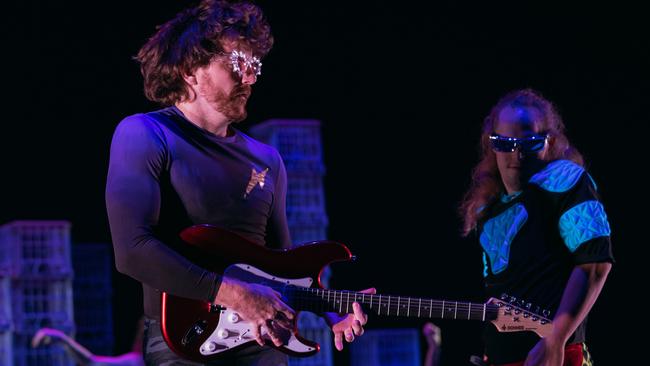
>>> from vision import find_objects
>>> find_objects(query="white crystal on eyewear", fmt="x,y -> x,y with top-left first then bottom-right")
228,50 -> 262,77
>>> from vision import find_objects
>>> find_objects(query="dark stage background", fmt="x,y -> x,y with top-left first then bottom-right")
3,1 -> 648,365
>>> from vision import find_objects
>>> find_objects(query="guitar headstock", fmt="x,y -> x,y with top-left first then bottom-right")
487,294 -> 553,338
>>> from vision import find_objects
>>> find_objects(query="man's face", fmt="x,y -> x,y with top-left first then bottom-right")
493,106 -> 548,193
193,47 -> 260,123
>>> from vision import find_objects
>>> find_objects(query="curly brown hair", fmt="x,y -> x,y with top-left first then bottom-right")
458,89 -> 585,236
135,0 -> 274,106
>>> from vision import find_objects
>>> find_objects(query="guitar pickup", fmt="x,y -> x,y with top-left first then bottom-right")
182,319 -> 208,346
210,304 -> 226,313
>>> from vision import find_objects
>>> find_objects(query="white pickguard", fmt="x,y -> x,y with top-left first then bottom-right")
199,263 -> 315,356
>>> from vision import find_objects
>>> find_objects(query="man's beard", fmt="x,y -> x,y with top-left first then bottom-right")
213,85 -> 252,123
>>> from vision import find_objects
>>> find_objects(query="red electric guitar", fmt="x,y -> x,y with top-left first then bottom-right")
160,225 -> 552,362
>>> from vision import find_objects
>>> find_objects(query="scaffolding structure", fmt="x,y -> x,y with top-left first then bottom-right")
0,220 -> 76,366
250,119 -> 332,366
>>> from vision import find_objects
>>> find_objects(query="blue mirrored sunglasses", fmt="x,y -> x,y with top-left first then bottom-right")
489,133 -> 548,153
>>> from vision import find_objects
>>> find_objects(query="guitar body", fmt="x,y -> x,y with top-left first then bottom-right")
160,224 -> 353,362
161,225 -> 553,363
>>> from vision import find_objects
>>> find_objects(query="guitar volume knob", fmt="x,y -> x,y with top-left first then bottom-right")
217,329 -> 230,339
205,342 -> 218,351
228,313 -> 240,323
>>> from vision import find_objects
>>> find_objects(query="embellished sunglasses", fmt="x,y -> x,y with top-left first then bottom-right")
488,133 -> 548,153
227,50 -> 262,77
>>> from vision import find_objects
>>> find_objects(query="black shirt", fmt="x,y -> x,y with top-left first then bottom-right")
106,106 -> 291,319
477,160 -> 614,364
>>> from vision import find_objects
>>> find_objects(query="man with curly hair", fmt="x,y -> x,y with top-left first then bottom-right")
106,1 -> 371,364
459,89 -> 613,366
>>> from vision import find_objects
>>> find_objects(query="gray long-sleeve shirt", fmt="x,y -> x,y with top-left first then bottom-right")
106,106 -> 291,319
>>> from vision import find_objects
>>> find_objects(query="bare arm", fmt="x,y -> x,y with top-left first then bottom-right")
524,262 -> 611,366
550,262 -> 611,343
32,328 -> 147,366
32,328 -> 93,365
422,322 -> 442,366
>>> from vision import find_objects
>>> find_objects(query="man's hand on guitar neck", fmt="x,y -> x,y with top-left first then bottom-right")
325,287 -> 376,351
213,277 -> 296,348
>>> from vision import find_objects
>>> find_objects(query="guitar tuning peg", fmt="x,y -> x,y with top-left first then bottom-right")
500,293 -> 509,300
518,299 -> 526,307
542,309 -> 551,318
509,296 -> 517,303
525,302 -> 532,309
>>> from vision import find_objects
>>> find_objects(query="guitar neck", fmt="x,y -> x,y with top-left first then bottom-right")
285,287 -> 499,321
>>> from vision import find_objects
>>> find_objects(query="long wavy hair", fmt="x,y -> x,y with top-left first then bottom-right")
458,89 -> 584,236
135,0 -> 274,106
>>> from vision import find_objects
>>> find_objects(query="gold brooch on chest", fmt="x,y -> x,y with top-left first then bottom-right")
244,167 -> 269,198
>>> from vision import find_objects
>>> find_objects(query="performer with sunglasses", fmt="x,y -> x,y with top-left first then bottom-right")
459,89 -> 614,366
105,1 -> 372,364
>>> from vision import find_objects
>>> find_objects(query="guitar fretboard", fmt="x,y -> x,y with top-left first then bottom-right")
283,287 -> 498,321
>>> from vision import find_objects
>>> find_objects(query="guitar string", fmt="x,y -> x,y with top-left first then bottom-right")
276,288 -> 540,318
